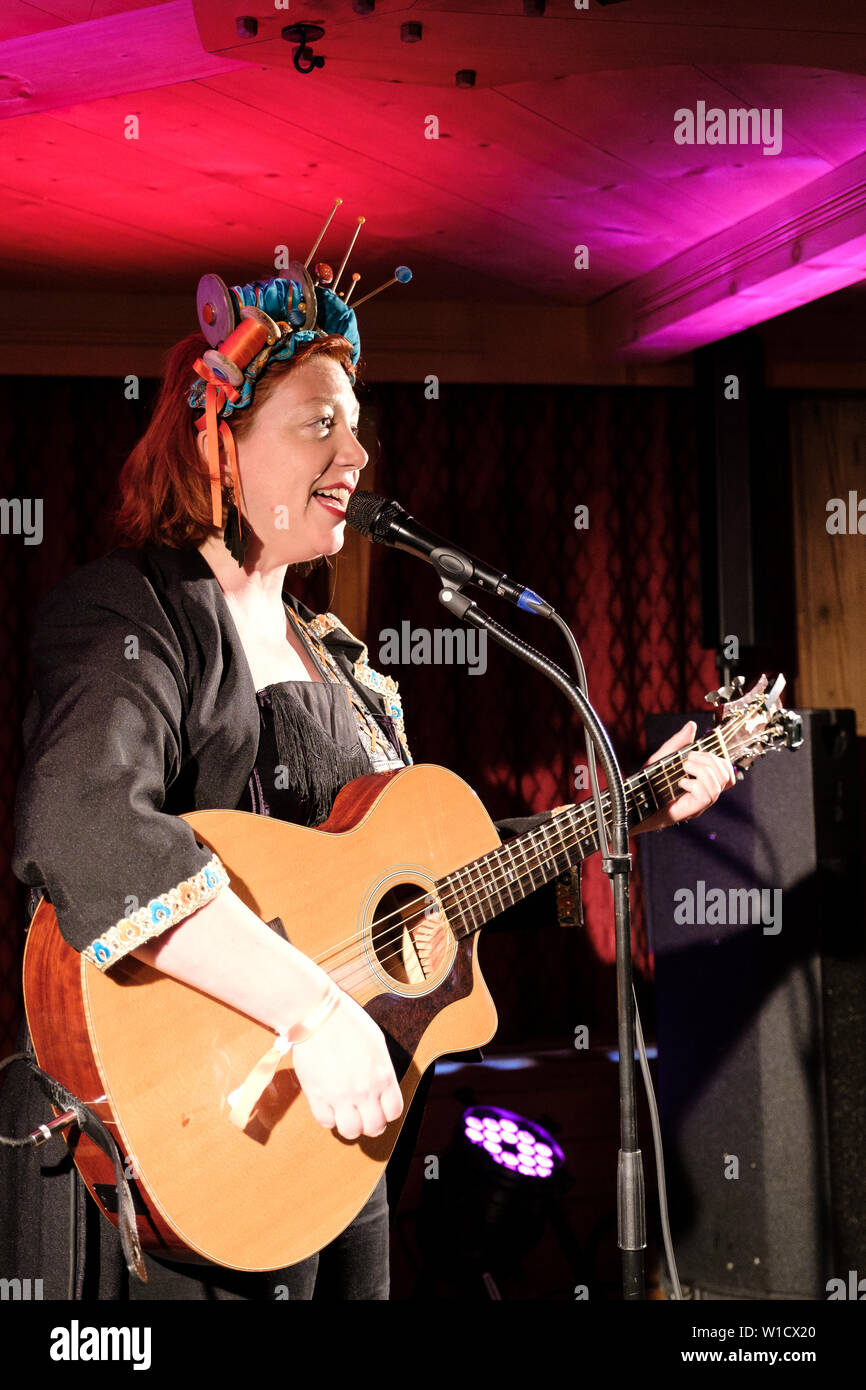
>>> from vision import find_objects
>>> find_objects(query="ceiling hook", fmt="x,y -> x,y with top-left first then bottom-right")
281,23 -> 326,75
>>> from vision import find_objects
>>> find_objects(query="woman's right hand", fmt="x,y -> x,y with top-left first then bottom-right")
290,990 -> 404,1140
131,893 -> 404,1140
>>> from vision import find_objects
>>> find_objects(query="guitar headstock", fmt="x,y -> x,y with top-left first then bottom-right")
705,674 -> 803,773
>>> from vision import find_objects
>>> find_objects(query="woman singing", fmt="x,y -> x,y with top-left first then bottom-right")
2,236 -> 734,1301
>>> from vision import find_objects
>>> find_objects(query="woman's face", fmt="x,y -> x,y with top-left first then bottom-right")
204,353 -> 368,566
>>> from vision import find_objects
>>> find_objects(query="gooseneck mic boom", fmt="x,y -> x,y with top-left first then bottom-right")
345,490 -> 553,618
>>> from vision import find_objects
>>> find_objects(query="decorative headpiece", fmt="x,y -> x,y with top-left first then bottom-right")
187,197 -> 412,563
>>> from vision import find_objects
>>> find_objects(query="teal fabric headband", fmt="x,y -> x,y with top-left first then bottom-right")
188,276 -> 361,417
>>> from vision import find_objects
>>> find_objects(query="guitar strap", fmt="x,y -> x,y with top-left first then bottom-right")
0,1052 -> 147,1284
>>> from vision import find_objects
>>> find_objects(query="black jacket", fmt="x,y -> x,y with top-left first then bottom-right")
12,544 -> 414,971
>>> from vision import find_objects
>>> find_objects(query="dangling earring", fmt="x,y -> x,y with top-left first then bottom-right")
217,419 -> 250,566
223,496 -> 252,566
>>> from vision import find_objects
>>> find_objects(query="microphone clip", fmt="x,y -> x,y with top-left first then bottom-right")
438,579 -> 474,622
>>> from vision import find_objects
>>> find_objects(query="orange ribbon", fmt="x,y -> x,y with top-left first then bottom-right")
193,385 -> 248,532
219,418 -> 245,520
202,383 -> 223,528
191,357 -> 240,403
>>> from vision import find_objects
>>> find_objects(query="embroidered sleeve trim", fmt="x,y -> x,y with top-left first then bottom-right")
83,852 -> 229,972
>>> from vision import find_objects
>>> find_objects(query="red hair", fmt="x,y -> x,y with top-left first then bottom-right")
114,332 -> 359,548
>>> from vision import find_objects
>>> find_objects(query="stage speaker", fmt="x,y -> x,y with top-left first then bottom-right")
640,707 -> 865,1300
694,333 -> 796,679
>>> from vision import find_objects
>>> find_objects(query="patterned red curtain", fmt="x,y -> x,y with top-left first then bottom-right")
0,375 -> 714,1055
365,383 -> 716,1044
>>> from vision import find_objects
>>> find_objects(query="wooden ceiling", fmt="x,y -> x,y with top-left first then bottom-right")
2,0 -> 866,376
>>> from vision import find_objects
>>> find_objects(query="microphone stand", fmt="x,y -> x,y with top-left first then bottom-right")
437,582 -> 647,1300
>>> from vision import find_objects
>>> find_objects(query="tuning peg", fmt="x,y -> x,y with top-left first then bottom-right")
783,712 -> 804,749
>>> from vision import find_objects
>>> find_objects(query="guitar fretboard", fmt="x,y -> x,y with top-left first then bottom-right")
437,728 -> 729,936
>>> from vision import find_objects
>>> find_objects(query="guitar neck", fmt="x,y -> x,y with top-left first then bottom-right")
441,727 -> 729,937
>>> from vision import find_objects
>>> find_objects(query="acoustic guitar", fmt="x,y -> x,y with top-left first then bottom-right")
23,674 -> 801,1272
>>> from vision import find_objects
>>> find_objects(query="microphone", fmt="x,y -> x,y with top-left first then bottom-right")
345,490 -> 554,618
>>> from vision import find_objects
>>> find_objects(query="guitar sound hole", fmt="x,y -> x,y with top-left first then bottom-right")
371,885 -> 454,986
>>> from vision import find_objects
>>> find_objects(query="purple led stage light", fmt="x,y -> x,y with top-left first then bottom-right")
460,1106 -> 565,1181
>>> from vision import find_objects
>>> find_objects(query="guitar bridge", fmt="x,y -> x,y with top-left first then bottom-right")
401,895 -> 451,984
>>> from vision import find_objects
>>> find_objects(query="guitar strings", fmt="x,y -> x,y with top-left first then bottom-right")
303,719 -> 747,985
288,605 -> 759,970
358,723 -> 742,981
315,720 -> 744,984
313,721 -> 742,981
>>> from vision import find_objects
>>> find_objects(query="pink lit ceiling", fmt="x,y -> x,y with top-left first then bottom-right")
2,0 -> 866,359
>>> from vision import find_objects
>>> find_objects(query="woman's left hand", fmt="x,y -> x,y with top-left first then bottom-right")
636,720 -> 736,833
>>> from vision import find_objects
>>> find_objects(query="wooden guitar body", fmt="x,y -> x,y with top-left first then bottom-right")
23,673 -> 801,1272
23,765 -> 501,1271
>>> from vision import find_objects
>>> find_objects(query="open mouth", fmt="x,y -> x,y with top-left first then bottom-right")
311,485 -> 350,517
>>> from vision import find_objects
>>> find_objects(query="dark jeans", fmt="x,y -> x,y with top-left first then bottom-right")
128,1174 -> 390,1301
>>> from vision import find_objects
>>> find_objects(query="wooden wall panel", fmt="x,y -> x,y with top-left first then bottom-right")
789,396 -> 866,733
